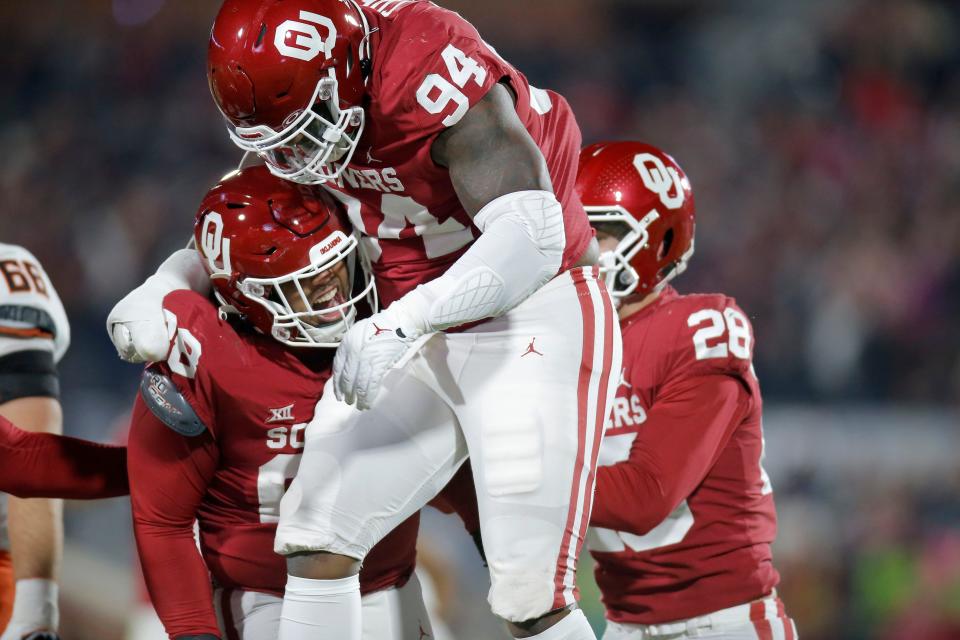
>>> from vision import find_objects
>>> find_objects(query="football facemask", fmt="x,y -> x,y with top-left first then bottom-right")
232,230 -> 377,347
229,76 -> 365,185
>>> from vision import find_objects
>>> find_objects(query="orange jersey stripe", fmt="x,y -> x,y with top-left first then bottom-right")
0,326 -> 54,340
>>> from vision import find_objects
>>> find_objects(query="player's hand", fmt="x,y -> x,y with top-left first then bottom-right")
19,633 -> 60,640
333,306 -> 426,410
106,275 -> 178,363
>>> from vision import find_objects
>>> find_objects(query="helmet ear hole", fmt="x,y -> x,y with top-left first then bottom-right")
658,228 -> 674,261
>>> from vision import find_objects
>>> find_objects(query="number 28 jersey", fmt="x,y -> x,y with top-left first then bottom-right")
324,1 -> 594,306
588,287 -> 780,624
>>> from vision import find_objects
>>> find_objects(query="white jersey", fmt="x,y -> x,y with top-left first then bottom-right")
0,243 -> 71,552
0,243 -> 70,363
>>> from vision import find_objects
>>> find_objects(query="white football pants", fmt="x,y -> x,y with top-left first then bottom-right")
214,574 -> 434,640
602,595 -> 798,640
276,267 -> 621,624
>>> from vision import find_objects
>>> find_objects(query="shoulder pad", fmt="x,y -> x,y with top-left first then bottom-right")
139,369 -> 207,437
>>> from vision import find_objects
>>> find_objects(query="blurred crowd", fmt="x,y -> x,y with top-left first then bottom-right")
1,0 -> 958,404
1,1 -> 959,639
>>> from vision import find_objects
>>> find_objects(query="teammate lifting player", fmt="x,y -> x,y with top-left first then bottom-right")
108,2 -> 622,638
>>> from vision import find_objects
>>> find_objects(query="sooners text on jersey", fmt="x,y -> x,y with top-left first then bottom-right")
589,287 -> 779,623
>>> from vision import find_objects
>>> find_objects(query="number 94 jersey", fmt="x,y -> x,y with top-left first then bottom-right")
0,244 -> 70,363
588,287 -> 779,625
325,1 -> 593,305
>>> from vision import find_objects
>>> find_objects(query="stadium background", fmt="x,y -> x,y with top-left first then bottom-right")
1,0 -> 959,638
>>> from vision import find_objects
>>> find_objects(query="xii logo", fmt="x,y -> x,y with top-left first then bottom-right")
266,404 -> 296,423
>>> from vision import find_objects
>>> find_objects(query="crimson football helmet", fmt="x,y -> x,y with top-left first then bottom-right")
208,0 -> 373,184
576,141 -> 695,300
194,165 -> 376,347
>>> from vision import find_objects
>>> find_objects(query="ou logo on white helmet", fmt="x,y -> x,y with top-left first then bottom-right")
200,212 -> 233,278
275,10 -> 338,62
634,153 -> 686,210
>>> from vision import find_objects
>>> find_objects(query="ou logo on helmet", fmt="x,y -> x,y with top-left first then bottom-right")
200,212 -> 233,278
634,153 -> 686,210
275,10 -> 338,62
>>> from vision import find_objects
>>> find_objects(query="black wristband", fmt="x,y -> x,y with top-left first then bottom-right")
0,350 -> 59,402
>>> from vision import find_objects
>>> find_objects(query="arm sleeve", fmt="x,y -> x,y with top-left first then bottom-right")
0,350 -> 59,402
0,415 -> 128,499
128,395 -> 221,639
590,374 -> 752,535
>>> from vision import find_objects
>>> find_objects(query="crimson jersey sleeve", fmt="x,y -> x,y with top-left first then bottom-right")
591,376 -> 752,534
378,2 -> 511,140
146,292 -> 225,433
128,394 -> 221,639
0,414 -> 128,500
130,292 -> 228,638
591,293 -> 759,534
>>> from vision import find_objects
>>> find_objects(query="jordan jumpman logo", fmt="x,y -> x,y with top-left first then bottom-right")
521,337 -> 544,357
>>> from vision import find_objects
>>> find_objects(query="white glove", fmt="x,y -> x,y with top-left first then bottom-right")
333,297 -> 432,410
1,580 -> 58,640
106,249 -> 210,363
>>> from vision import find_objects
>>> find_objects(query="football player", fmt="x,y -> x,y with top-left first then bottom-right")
129,165 -> 479,640
0,244 -> 70,640
576,142 -> 797,640
107,2 -> 621,639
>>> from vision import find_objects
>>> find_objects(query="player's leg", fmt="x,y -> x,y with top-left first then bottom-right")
359,573 -> 435,640
438,267 -> 621,638
214,589 -> 283,640
275,368 -> 466,640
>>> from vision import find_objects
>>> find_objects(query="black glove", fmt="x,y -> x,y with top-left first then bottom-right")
175,635 -> 221,640
21,633 -> 60,640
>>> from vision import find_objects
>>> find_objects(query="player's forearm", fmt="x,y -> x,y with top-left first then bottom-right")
133,521 -> 221,638
388,85 -> 565,334
592,463 -> 674,535
592,377 -> 752,534
388,190 -> 565,334
0,416 -> 128,499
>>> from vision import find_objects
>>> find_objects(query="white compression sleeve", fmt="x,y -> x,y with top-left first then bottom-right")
154,247 -> 211,296
279,574 -> 361,640
391,190 -> 566,334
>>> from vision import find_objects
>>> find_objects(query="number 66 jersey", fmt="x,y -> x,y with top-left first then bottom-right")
587,287 -> 780,625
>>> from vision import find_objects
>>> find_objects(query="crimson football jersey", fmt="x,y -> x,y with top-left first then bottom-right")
324,0 -> 593,305
587,287 -> 779,624
129,290 -> 419,636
